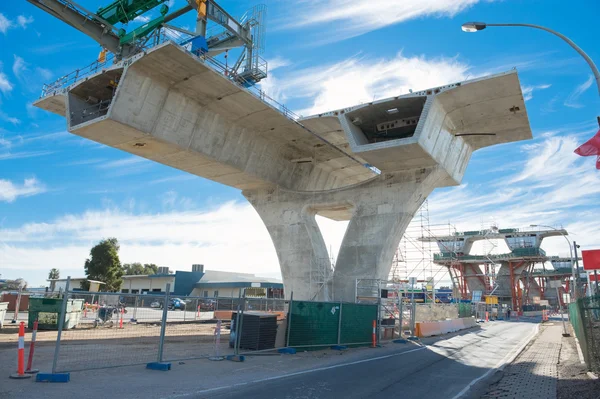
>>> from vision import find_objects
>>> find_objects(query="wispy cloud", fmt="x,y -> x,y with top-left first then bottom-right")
30,42 -> 78,55
61,158 -> 107,166
0,13 -> 34,34
277,0 -> 482,43
15,15 -> 34,29
149,175 -> 197,185
264,52 -> 470,116
428,123 -> 600,247
0,178 -> 45,202
564,75 -> 593,108
0,150 -> 54,161
521,83 -> 551,101
96,156 -> 154,176
12,55 -> 53,89
0,62 -> 13,95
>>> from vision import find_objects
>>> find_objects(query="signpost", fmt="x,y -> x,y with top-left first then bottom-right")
549,280 -> 569,336
409,277 -> 417,337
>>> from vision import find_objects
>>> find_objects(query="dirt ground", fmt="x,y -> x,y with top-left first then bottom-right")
557,327 -> 600,399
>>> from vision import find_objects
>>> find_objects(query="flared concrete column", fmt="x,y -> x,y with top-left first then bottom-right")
243,189 -> 332,301
462,265 -> 487,294
245,166 -> 448,302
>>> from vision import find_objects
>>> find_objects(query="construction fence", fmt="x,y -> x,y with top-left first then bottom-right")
569,294 -> 600,373
40,283 -> 383,374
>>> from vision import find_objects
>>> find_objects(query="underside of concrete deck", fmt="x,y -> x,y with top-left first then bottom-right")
35,41 -> 533,301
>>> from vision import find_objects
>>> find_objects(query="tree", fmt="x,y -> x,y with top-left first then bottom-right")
143,264 -> 158,275
82,238 -> 123,292
122,262 -> 145,275
121,263 -> 159,275
0,278 -> 27,290
48,268 -> 60,292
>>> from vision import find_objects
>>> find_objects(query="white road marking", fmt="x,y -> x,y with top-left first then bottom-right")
163,346 -> 426,398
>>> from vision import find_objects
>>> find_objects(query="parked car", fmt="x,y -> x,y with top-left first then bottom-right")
150,300 -> 161,309
160,298 -> 186,310
199,299 -> 216,311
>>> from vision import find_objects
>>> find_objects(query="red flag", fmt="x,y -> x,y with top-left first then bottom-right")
574,129 -> 600,169
574,129 -> 600,156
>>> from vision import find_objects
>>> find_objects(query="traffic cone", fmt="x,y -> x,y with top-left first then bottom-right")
9,322 -> 31,379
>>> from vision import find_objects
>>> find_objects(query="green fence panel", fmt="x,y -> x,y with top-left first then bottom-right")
340,303 -> 377,345
288,301 -> 340,347
458,303 -> 472,318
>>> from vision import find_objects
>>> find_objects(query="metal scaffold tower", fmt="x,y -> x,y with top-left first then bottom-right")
390,200 -> 454,299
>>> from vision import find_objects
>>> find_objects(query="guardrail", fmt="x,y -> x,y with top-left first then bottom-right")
39,28 -> 296,121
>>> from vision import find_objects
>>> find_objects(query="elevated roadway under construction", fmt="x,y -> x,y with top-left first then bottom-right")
32,3 -> 533,302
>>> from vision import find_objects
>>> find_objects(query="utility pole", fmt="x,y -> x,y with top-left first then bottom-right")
573,242 -> 581,300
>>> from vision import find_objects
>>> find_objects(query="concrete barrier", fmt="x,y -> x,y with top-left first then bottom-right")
0,302 -> 7,329
416,317 -> 477,338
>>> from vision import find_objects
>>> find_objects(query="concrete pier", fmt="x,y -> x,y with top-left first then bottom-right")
35,41 -> 532,302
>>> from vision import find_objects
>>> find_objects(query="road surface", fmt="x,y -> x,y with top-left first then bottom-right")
185,321 -> 538,399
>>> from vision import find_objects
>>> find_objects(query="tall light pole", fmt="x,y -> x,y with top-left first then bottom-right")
461,22 -> 600,126
529,225 -> 577,300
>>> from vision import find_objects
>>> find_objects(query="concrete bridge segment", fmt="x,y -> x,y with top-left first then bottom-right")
34,42 -> 532,302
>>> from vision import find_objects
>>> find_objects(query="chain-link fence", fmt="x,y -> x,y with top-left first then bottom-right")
47,280 -> 294,372
570,294 -> 600,372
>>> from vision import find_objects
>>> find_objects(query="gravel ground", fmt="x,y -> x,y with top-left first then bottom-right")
557,328 -> 600,399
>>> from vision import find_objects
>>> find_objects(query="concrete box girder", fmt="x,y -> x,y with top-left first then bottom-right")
34,41 -> 534,301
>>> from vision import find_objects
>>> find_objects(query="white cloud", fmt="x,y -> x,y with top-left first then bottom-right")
97,156 -> 153,176
133,15 -> 151,23
266,52 -> 470,116
268,57 -> 291,71
0,14 -> 33,34
0,13 -> 12,34
0,62 -> 13,94
0,150 -> 54,161
521,83 -> 551,101
280,0 -> 482,43
0,178 -> 46,203
428,125 -> 600,242
16,15 -> 34,29
564,75 -> 593,108
5,116 -> 20,125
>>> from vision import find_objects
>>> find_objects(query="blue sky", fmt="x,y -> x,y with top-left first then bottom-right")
0,0 -> 599,287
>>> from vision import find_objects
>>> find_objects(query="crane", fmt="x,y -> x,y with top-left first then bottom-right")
27,0 -> 267,85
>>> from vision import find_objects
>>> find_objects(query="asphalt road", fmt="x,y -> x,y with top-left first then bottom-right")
199,322 -> 538,399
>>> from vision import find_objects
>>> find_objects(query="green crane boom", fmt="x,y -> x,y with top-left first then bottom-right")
97,0 -> 167,25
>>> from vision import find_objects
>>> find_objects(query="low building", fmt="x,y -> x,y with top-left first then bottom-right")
189,270 -> 284,298
45,265 -> 283,298
120,266 -> 283,298
47,278 -> 105,292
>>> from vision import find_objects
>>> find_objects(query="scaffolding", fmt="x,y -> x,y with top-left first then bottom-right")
309,257 -> 334,301
390,200 -> 455,300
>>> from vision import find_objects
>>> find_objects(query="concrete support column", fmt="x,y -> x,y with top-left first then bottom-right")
243,189 -> 331,301
245,166 -> 447,303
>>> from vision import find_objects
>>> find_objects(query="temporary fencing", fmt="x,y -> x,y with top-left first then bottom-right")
46,280 -> 292,373
44,279 -> 410,375
569,294 -> 600,373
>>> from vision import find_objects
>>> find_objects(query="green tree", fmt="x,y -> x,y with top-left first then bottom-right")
48,268 -> 60,292
82,238 -> 123,292
121,263 -> 158,275
122,262 -> 145,275
143,264 -> 158,275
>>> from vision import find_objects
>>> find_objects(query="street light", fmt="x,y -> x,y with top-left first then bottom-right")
529,224 -> 577,300
461,22 -> 600,100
